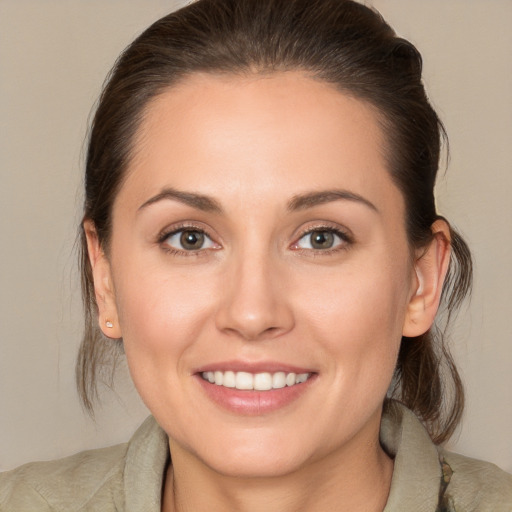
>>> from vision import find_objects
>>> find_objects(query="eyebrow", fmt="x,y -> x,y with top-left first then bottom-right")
138,187 -> 377,215
287,189 -> 378,213
138,187 -> 223,213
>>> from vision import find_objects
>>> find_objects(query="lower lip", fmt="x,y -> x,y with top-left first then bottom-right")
195,374 -> 316,415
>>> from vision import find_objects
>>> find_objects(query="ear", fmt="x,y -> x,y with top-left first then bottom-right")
402,219 -> 451,337
83,220 -> 122,339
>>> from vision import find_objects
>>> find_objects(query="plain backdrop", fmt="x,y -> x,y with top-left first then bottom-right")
1,0 -> 511,472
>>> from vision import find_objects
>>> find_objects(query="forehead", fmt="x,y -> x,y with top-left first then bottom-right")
120,71 -> 401,215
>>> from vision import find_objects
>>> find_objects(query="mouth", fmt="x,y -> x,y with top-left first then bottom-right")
195,363 -> 317,414
200,370 -> 311,391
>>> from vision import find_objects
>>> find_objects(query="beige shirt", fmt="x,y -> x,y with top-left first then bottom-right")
1,402 -> 511,511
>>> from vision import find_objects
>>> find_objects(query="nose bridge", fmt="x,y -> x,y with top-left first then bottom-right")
216,241 -> 293,341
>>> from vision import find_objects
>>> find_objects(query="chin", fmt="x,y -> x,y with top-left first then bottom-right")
204,451 -> 309,479
196,427 -> 325,479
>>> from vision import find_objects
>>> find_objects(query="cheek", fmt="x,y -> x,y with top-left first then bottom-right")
294,256 -> 411,376
112,261 -> 220,379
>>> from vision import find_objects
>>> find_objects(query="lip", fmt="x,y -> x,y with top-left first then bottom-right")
194,361 -> 317,416
194,360 -> 315,374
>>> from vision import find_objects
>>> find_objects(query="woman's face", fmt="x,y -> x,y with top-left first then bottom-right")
98,72 -> 422,476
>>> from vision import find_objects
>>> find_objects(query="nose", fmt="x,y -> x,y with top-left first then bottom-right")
215,252 -> 294,341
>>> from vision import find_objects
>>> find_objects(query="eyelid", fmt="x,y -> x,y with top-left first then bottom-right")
155,221 -> 352,254
157,222 -> 221,253
290,223 -> 354,251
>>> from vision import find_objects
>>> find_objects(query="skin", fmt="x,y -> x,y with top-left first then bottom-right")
86,72 -> 450,512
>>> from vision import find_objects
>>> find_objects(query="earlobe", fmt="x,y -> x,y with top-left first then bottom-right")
402,219 -> 451,337
83,220 -> 122,339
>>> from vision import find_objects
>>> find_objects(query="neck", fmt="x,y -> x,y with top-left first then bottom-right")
162,417 -> 393,512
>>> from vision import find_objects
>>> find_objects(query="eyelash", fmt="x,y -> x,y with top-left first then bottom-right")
291,225 -> 354,256
157,223 -> 218,257
157,223 -> 353,257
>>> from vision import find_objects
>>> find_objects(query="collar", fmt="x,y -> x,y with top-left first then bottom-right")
122,401 -> 442,511
382,401 -> 442,511
123,415 -> 170,512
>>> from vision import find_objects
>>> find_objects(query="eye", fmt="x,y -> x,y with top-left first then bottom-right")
163,229 -> 217,252
293,228 -> 349,251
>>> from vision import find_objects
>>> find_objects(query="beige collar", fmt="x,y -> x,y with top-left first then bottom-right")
121,401 -> 442,511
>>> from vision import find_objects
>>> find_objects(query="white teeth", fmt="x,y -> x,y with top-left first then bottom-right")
254,373 -> 272,391
223,370 -> 236,388
272,372 -> 286,389
236,371 -> 253,390
285,373 -> 296,386
296,373 -> 309,384
201,370 -> 311,390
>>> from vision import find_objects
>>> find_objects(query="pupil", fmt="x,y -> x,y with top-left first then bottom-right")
311,231 -> 334,249
180,231 -> 204,250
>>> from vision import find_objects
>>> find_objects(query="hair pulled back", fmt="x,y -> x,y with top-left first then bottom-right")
79,0 -> 472,443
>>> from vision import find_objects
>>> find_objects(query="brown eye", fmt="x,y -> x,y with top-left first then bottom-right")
309,231 -> 335,249
180,230 -> 205,250
294,228 -> 348,251
163,229 -> 217,251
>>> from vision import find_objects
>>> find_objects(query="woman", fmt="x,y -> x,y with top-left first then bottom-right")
1,0 -> 511,510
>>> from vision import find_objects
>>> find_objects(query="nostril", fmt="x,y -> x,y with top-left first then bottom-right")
220,322 -> 291,342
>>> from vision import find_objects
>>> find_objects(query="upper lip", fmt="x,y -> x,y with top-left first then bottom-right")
194,360 -> 315,375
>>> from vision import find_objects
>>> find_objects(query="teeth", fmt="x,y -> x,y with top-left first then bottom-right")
254,372 -> 272,391
223,371 -> 236,388
236,371 -> 254,390
201,370 -> 310,390
296,373 -> 308,384
272,372 -> 286,389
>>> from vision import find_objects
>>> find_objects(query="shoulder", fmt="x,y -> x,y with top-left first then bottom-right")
381,401 -> 512,511
0,442 -> 127,511
441,449 -> 512,511
0,416 -> 168,512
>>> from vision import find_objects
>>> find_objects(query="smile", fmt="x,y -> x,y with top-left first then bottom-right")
201,371 -> 311,391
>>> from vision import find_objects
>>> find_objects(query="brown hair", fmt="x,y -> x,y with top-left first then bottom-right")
78,0 -> 472,443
